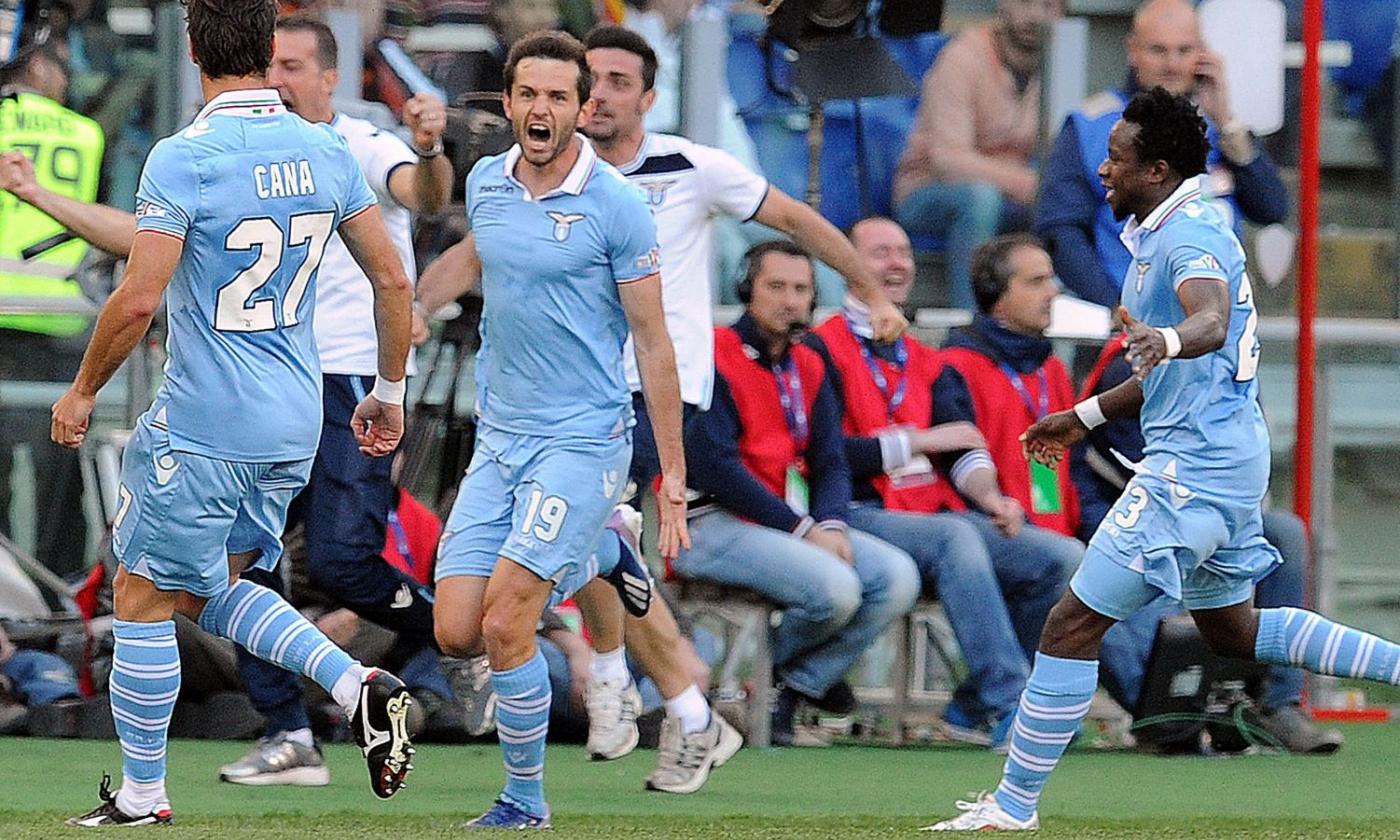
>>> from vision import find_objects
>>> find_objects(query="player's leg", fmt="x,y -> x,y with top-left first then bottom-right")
925,477 -> 1170,831
303,375 -> 436,646
574,578 -> 645,760
472,557 -> 557,826
220,565 -> 328,786
195,459 -> 413,799
70,411 -> 226,827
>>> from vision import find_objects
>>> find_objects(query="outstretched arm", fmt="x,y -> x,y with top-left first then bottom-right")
1,151 -> 136,256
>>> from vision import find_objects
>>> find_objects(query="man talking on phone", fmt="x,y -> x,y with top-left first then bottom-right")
1033,0 -> 1288,308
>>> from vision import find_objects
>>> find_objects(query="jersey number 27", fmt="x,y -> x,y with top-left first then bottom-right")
215,211 -> 335,332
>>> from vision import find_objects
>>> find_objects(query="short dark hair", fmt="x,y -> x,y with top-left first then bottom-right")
184,0 -> 277,79
1121,86 -> 1210,180
276,13 -> 338,71
583,25 -> 658,92
971,232 -> 1045,313
503,31 -> 591,105
738,239 -> 813,303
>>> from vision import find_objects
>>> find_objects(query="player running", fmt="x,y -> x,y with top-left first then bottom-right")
56,0 -> 416,826
925,88 -> 1400,831
427,31 -> 688,830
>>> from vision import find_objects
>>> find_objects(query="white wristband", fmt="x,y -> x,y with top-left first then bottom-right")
1074,395 -> 1108,430
372,375 -> 406,404
1158,327 -> 1183,359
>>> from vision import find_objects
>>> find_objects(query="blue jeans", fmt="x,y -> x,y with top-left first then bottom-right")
845,506 -> 1028,719
672,509 -> 920,699
894,182 -> 1030,309
1098,510 -> 1309,712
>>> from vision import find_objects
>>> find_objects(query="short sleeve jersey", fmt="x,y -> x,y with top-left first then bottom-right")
135,89 -> 377,462
466,137 -> 661,439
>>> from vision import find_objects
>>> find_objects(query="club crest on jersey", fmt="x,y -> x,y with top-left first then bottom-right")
1135,261 -> 1150,293
639,179 -> 677,207
546,212 -> 586,242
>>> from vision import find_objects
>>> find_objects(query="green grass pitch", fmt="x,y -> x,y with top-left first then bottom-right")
3,725 -> 1398,838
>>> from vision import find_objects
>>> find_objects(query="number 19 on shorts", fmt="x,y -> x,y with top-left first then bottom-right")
520,489 -> 569,542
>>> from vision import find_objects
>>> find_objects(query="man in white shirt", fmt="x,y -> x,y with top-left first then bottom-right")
0,13 -> 455,786
413,24 -> 905,793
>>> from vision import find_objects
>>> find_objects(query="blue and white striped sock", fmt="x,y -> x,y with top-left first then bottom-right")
491,649 -> 552,817
110,619 -> 179,815
993,653 -> 1097,823
1256,607 -> 1400,684
198,579 -> 359,701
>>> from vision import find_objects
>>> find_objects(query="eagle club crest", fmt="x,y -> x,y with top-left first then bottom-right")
546,211 -> 586,242
1135,261 -> 1151,293
639,179 -> 676,207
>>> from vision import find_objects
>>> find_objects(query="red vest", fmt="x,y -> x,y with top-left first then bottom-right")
814,315 -> 964,514
940,346 -> 1080,537
712,326 -> 827,499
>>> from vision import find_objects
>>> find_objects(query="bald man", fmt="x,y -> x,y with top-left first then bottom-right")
1033,0 -> 1288,306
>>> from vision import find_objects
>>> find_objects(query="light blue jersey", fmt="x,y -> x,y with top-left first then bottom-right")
467,138 -> 661,440
1072,175 -> 1280,617
1118,175 -> 1270,498
134,88 -> 377,462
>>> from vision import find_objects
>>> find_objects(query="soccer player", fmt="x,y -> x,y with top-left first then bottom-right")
427,31 -> 688,829
925,87 -> 1400,832
53,0 -> 416,826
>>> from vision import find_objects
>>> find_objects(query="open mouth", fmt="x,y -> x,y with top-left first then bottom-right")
526,122 -> 552,144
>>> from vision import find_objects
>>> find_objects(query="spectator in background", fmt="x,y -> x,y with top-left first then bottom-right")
1035,0 -> 1288,307
937,235 -> 1084,543
807,217 -> 1078,748
892,0 -> 1062,310
675,240 -> 920,747
1074,335 -> 1345,754
0,40 -> 104,578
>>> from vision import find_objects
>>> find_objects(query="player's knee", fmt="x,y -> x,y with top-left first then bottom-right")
434,603 -> 482,657
1193,608 -> 1260,661
1038,592 -> 1114,659
481,599 -> 531,649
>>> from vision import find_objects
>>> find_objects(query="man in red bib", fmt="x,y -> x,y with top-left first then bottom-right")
808,218 -> 1078,749
674,241 -> 919,747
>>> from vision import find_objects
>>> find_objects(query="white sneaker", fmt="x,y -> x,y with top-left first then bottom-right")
586,675 -> 641,760
645,711 -> 743,794
921,793 -> 1039,831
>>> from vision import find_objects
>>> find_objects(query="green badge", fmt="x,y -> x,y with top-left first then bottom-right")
785,465 -> 810,516
1030,460 -> 1063,515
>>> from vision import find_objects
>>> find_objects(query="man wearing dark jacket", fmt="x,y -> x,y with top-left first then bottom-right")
807,218 -> 1078,749
1075,335 -> 1344,754
1034,0 -> 1288,306
673,241 -> 919,747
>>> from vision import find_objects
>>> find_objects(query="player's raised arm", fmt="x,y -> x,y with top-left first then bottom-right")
338,205 -> 414,456
51,231 -> 182,448
751,186 -> 907,341
1,151 -> 137,257
618,273 -> 690,560
390,93 -> 454,215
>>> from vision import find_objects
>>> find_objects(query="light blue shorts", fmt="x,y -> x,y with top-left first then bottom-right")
434,425 -> 630,603
1071,472 -> 1282,619
112,406 -> 312,598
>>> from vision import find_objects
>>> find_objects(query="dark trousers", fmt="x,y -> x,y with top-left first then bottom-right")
0,328 -> 89,577
627,392 -> 700,493
237,374 -> 439,735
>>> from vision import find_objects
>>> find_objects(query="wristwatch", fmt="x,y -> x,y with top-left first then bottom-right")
414,137 -> 444,159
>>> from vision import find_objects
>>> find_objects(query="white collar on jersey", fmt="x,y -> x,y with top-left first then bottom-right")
194,88 -> 286,122
1119,174 -> 1204,256
502,134 -> 598,201
615,133 -> 654,175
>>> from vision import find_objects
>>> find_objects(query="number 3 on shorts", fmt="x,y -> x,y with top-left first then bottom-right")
1114,484 -> 1150,529
521,488 -> 569,542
